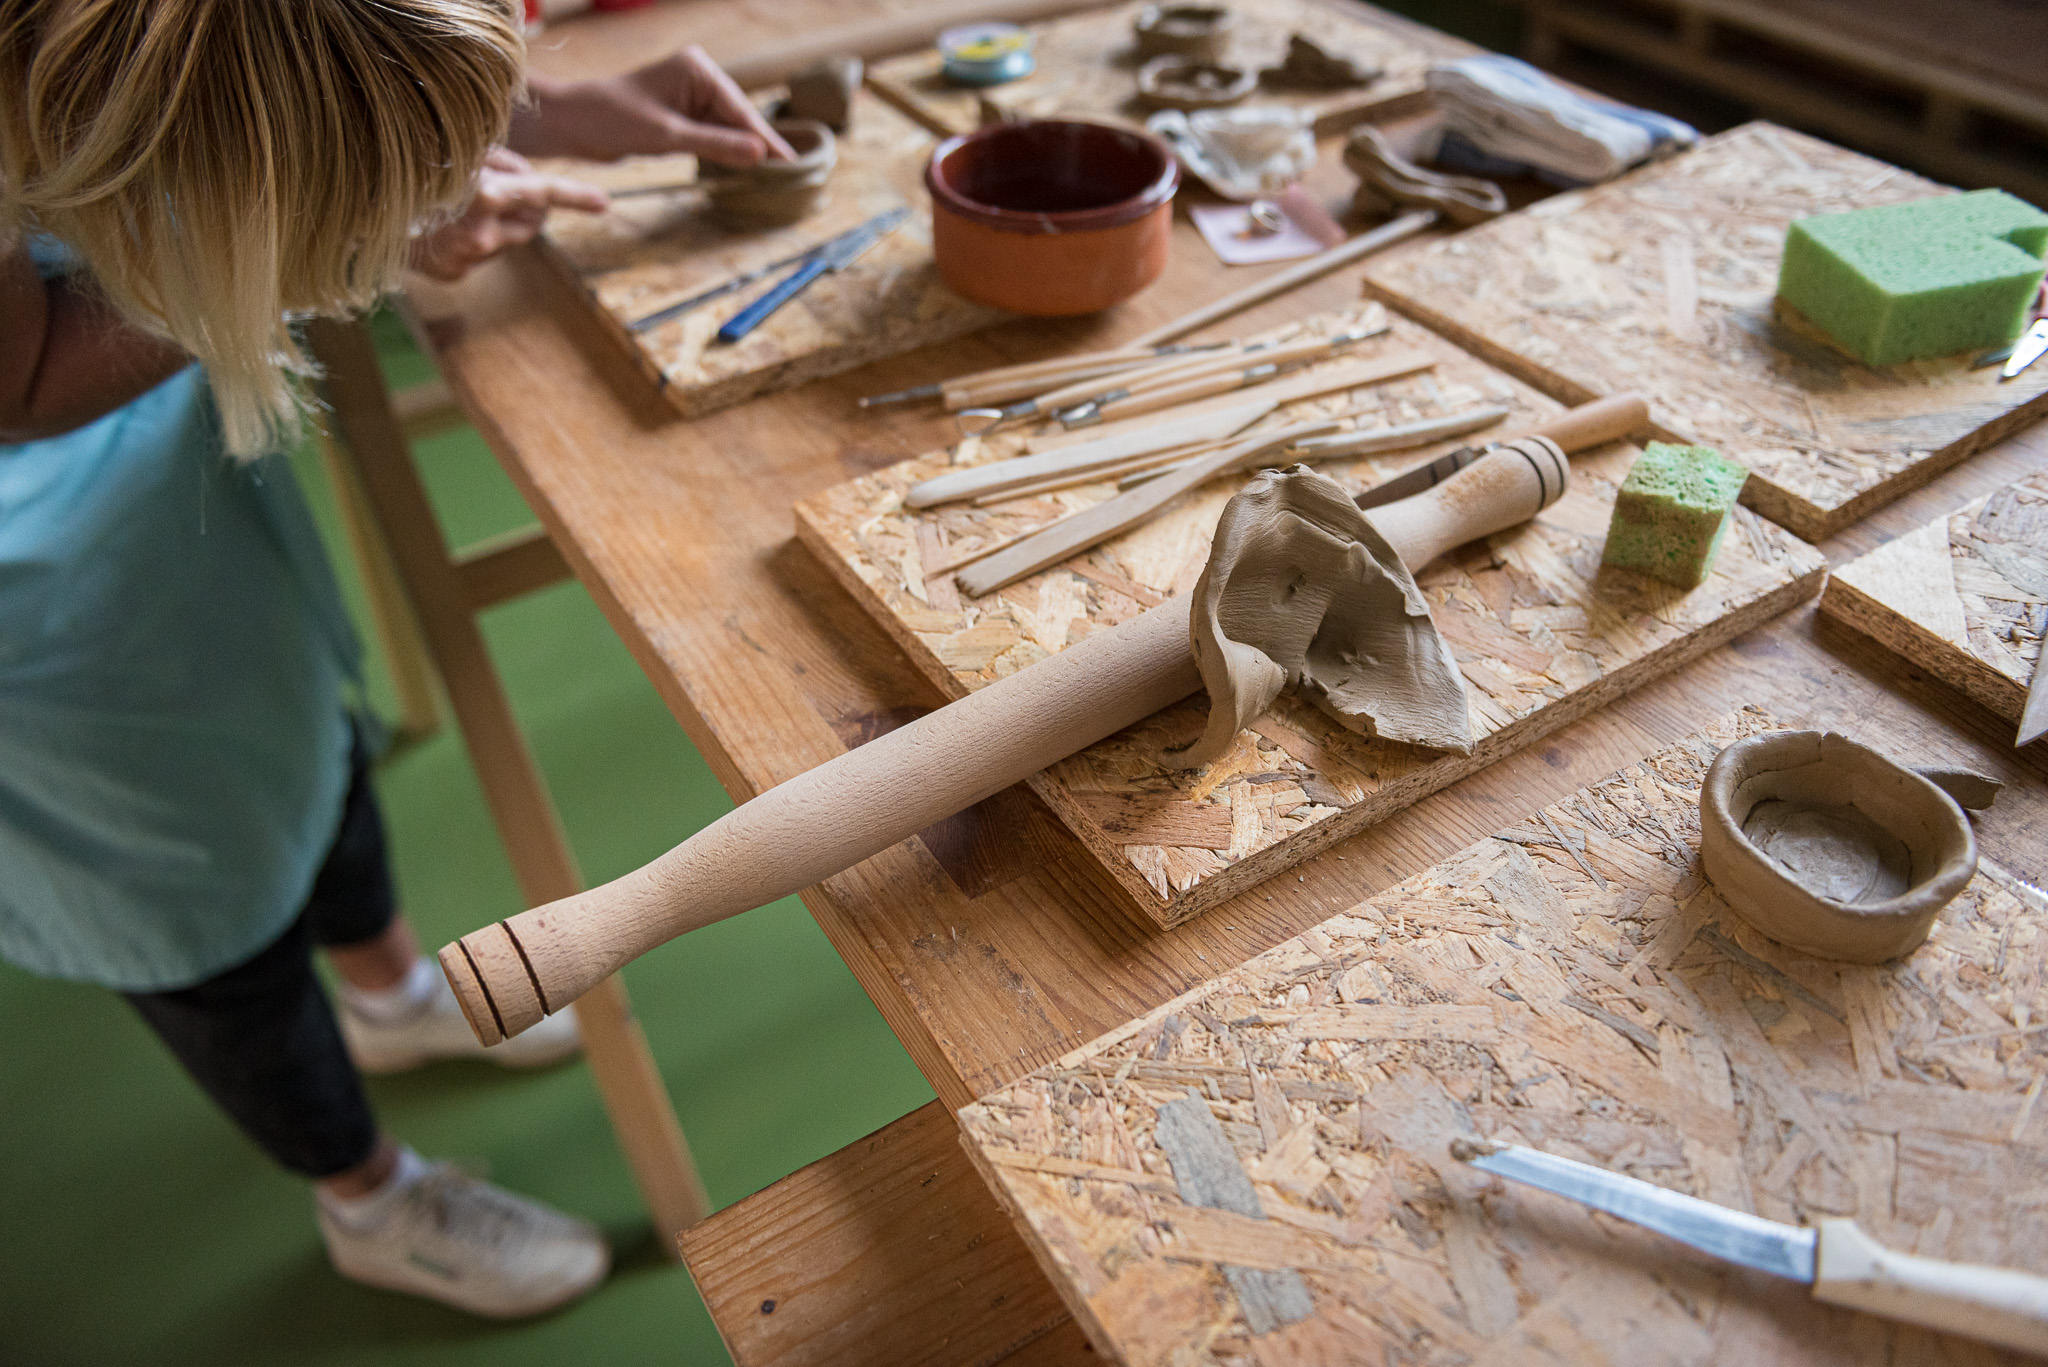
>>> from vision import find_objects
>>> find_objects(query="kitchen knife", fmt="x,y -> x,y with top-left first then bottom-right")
1454,1138 -> 2048,1354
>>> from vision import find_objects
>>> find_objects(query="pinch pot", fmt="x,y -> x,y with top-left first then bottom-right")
698,119 -> 835,229
926,119 -> 1178,316
1699,730 -> 1976,964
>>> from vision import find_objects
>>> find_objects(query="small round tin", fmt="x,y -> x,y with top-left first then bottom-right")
938,22 -> 1036,86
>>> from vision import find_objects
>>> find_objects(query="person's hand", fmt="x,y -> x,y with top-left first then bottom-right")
513,46 -> 798,168
408,148 -> 608,282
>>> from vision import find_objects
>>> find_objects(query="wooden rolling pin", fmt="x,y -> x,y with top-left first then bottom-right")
441,395 -> 1649,1045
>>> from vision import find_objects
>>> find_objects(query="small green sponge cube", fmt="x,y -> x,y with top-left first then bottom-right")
1776,189 -> 2048,367
1602,442 -> 1748,589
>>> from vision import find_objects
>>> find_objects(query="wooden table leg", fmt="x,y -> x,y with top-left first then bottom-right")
307,315 -> 710,1246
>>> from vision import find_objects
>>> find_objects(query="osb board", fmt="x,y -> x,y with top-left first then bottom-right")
959,707 -> 2048,1366
866,0 -> 1436,139
1821,467 -> 2047,726
1361,122 -> 2048,543
794,307 -> 1827,928
535,88 -> 1001,418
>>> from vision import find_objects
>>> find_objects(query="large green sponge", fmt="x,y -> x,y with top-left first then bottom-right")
1603,442 -> 1749,589
1776,189 -> 2048,367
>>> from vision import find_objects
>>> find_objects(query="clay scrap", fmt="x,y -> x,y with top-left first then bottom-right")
1264,32 -> 1381,88
776,55 -> 862,132
1175,465 -> 1471,767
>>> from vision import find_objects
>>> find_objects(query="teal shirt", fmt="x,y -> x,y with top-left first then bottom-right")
0,364 -> 361,991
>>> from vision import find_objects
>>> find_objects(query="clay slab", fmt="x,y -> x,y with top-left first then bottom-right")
958,706 -> 2048,1366
1363,123 -> 2048,542
795,308 -> 1828,928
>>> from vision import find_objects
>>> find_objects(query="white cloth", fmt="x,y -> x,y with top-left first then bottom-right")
1425,55 -> 1698,185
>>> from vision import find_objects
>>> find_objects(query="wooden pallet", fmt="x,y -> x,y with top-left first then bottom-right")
958,706 -> 2048,1366
1497,0 -> 2048,210
1362,122 -> 2048,542
794,307 -> 1827,928
535,87 -> 1001,418
1820,467 -> 2047,728
865,0 -> 1440,139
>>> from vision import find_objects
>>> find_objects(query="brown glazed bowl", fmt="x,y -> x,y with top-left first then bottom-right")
926,119 -> 1179,316
1699,731 -> 1977,963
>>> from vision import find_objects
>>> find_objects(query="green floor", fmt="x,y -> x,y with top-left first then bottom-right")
0,312 -> 935,1366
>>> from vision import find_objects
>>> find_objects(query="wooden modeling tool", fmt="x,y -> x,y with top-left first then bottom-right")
1455,1139 -> 2048,1355
956,350 -> 1441,596
859,342 -> 1231,410
1051,325 -> 1387,428
439,396 -> 1646,1046
1119,404 -> 1514,491
1126,209 -> 1436,348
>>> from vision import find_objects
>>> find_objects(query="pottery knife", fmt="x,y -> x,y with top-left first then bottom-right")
2000,318 -> 2048,380
2018,654 -> 2048,746
715,206 -> 910,345
1453,1138 -> 2048,1354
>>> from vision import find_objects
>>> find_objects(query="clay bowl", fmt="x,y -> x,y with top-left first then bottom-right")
926,119 -> 1179,316
1136,55 -> 1258,111
1699,731 -> 1977,964
1134,4 -> 1236,60
698,119 -> 835,230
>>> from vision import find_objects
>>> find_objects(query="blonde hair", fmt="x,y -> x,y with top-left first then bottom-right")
0,0 -> 526,458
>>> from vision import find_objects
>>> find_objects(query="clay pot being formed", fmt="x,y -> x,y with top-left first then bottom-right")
925,119 -> 1179,316
1699,731 -> 1977,964
1136,55 -> 1258,111
1134,4 -> 1236,61
698,119 -> 835,230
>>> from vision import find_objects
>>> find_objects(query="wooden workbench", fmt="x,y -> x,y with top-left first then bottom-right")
414,3 -> 2048,1362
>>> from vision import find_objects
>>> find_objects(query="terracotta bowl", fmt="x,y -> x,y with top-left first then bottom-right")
1699,731 -> 1977,963
925,119 -> 1179,316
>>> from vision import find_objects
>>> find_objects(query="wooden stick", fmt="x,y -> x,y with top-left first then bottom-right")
1052,326 -> 1386,425
978,441 -> 1225,504
439,412 -> 1607,1045
956,350 -> 1440,596
1125,211 -> 1438,349
956,418 -> 1347,598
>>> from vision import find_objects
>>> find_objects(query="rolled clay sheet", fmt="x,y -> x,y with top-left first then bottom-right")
1174,465 -> 1471,768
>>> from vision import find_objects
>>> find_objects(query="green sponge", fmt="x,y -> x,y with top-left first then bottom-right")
1602,442 -> 1749,589
1776,189 -> 2048,367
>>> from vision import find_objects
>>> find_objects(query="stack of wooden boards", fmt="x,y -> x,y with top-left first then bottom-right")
960,708 -> 2048,1364
866,0 -> 1447,137
796,306 -> 1828,926
535,86 -> 1001,417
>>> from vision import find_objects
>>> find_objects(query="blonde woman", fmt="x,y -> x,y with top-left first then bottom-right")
0,0 -> 789,1318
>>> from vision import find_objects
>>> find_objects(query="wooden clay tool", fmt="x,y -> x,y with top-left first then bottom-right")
956,350 -> 1441,596
1119,404 -> 1513,491
439,396 -> 1646,1046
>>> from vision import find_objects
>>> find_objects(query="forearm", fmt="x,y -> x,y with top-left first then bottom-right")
504,74 -> 577,159
0,241 -> 188,442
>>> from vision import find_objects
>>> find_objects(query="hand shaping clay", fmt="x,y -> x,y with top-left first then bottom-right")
1699,730 -> 1978,963
698,119 -> 835,230
1173,465 -> 1471,768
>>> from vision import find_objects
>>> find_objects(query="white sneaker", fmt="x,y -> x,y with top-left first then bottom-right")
319,1158 -> 609,1317
338,962 -> 582,1074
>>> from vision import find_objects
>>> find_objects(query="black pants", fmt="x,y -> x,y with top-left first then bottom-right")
123,736 -> 397,1178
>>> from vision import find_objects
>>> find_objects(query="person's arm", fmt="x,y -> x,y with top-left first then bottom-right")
508,45 -> 796,166
408,146 -> 609,282
0,232 -> 189,442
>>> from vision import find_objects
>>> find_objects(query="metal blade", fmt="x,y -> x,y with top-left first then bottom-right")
2003,319 -> 2048,380
819,206 -> 910,269
1453,1140 -> 1817,1283
2018,657 -> 2048,747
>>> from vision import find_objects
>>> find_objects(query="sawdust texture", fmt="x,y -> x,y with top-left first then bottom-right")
958,706 -> 2048,1366
533,87 -> 1000,417
1363,122 -> 2048,541
1822,467 -> 2048,724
